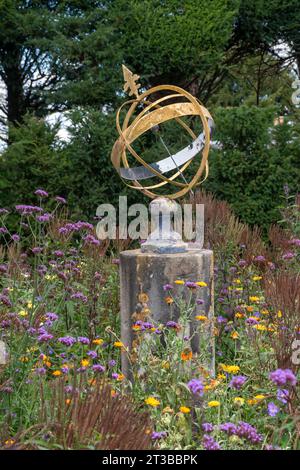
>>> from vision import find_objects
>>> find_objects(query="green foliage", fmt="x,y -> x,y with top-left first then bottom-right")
0,115 -> 66,209
204,106 -> 300,228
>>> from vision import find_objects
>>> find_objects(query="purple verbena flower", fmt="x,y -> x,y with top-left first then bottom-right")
92,364 -> 105,373
269,368 -> 297,387
163,284 -> 173,291
202,434 -> 221,450
151,431 -> 167,440
187,378 -> 204,396
58,336 -> 76,347
230,375 -> 247,390
202,423 -> 214,433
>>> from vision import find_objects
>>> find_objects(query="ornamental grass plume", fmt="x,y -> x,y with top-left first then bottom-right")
263,272 -> 300,371
9,376 -> 153,450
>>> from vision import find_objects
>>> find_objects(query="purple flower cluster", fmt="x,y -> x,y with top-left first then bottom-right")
70,292 -> 88,303
35,189 -> 49,198
163,284 -> 173,291
58,221 -> 94,235
229,375 -> 247,390
187,378 -> 204,396
15,205 -> 43,216
202,422 -> 214,433
78,336 -> 90,345
202,434 -> 221,450
269,368 -> 297,387
166,321 -> 179,329
220,422 -> 262,444
58,336 -> 77,346
83,234 -> 100,246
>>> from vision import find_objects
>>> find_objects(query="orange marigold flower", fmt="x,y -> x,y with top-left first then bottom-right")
181,349 -> 193,361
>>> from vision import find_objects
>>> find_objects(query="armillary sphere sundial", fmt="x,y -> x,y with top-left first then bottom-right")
111,66 -> 215,253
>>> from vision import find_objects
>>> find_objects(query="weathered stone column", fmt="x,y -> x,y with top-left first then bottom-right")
119,248 -> 214,380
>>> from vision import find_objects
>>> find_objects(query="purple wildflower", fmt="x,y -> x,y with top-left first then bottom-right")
35,189 -> 48,198
15,205 -> 43,215
38,332 -> 54,342
269,368 -> 297,387
185,281 -> 198,289
282,251 -> 295,260
34,367 -> 47,375
202,434 -> 221,450
230,375 -> 247,390
92,364 -> 105,373
55,196 -> 67,204
83,234 -> 100,246
267,402 -> 279,417
36,213 -> 51,223
277,388 -> 289,404
236,422 -> 262,444
202,423 -> 214,433
220,422 -> 237,436
166,321 -> 179,329
11,234 -> 20,242
45,312 -> 59,322
70,292 -> 88,303
58,336 -> 76,347
196,298 -> 204,305
31,247 -> 43,254
163,284 -> 173,291
187,378 -> 204,396
78,336 -> 90,345
87,350 -> 97,359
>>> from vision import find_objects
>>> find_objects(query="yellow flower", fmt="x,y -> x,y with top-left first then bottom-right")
196,281 -> 207,287
261,309 -> 269,315
221,364 -> 240,374
145,397 -> 160,407
235,312 -> 244,319
246,306 -> 254,312
117,373 -> 125,381
114,341 -> 124,348
4,439 -> 15,446
233,279 -> 241,284
217,373 -> 226,381
233,397 -> 245,406
252,276 -> 262,281
52,370 -> 62,376
174,280 -> 185,285
277,310 -> 283,318
254,394 -> 265,401
27,301 -> 33,309
111,390 -> 117,397
19,309 -> 28,317
92,338 -> 103,345
65,399 -> 71,405
164,296 -> 174,305
81,359 -> 90,367
249,296 -> 260,302
208,400 -> 220,407
20,356 -> 28,363
231,331 -> 239,340
253,324 -> 267,331
179,406 -> 191,414
195,315 -> 208,321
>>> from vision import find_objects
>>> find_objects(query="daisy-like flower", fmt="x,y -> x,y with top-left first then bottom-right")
145,397 -> 160,407
179,406 -> 191,414
208,400 -> 220,407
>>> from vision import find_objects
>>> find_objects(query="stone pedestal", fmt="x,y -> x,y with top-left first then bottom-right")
119,248 -> 214,380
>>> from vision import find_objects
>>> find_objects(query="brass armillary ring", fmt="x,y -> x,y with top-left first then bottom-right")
111,67 -> 214,199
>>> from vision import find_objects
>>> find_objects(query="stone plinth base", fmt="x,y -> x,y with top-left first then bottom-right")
119,249 -> 214,379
